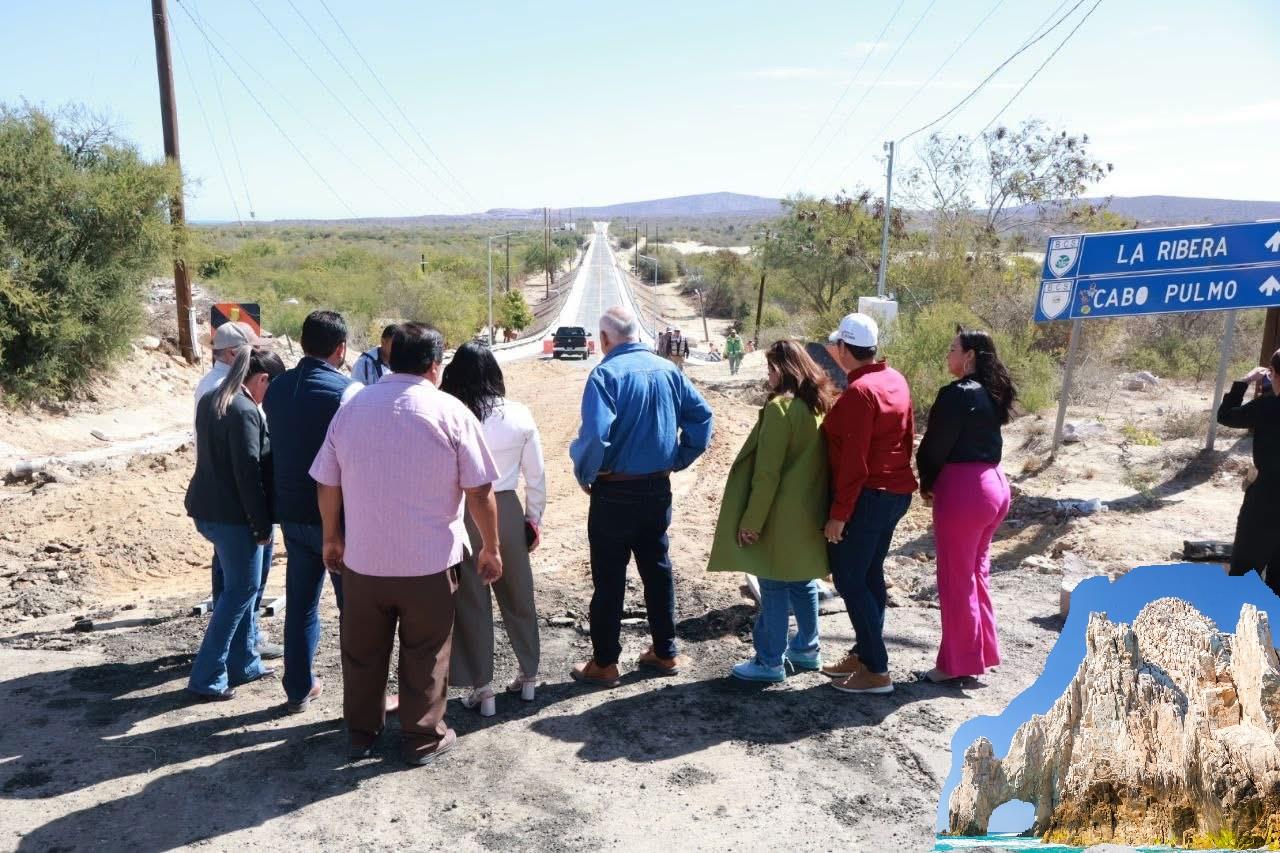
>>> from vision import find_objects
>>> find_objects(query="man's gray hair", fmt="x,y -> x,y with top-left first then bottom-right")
599,306 -> 639,342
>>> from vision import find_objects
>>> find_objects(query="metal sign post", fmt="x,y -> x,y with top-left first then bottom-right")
1051,320 -> 1083,454
1205,310 -> 1237,452
1037,219 -> 1280,452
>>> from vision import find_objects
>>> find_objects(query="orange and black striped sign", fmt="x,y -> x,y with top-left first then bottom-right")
211,303 -> 261,335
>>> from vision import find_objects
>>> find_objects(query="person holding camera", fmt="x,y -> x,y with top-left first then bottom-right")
1217,349 -> 1280,595
441,342 -> 547,715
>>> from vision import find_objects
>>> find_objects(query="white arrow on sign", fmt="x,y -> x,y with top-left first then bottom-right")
1261,275 -> 1280,297
1266,231 -> 1280,253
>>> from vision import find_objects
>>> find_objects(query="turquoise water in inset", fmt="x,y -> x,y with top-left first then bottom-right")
933,835 -> 1177,852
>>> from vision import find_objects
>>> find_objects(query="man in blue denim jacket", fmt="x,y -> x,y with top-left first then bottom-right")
568,306 -> 714,686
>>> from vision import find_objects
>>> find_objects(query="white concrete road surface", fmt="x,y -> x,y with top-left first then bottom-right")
494,223 -> 651,365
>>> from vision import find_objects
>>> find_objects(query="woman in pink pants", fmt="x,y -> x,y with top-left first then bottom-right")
916,329 -> 1016,683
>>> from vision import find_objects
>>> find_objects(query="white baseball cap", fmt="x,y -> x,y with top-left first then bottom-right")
828,312 -> 878,348
212,321 -> 260,351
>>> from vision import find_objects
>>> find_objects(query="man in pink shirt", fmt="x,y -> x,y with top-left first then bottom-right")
310,322 -> 502,765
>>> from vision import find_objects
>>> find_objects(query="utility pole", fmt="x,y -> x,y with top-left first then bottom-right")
151,0 -> 196,364
1261,308 -> 1280,369
504,233 -> 510,292
543,207 -> 550,297
420,252 -> 426,274
754,231 -> 770,349
876,140 -> 895,298
634,226 -> 639,274
695,289 -> 710,344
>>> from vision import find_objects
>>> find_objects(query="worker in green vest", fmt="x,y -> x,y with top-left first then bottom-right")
725,330 -> 744,375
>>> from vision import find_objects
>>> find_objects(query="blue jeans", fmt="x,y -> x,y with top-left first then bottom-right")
212,537 -> 274,612
281,522 -> 344,704
189,519 -> 268,695
213,534 -> 274,649
587,478 -> 678,666
753,578 -> 819,668
828,489 -> 912,675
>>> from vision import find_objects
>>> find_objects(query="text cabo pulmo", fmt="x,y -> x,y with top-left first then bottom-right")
1087,278 -> 1239,310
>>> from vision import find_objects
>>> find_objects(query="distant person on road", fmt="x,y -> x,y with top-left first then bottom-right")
185,345 -> 285,700
1217,349 -> 1280,597
568,306 -> 714,687
657,328 -> 672,358
668,329 -> 690,372
442,342 -> 547,715
351,324 -> 398,386
820,313 -> 917,695
725,330 -> 744,375
916,328 -> 1015,684
262,310 -> 357,714
708,340 -> 834,682
310,322 -> 502,765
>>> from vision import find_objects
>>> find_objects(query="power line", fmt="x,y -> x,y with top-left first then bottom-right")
174,0 -> 360,217
194,0 -> 255,220
976,0 -> 1106,137
315,0 -> 481,212
894,0 -> 1089,145
835,0 -> 1006,179
282,0 -> 470,212
800,0 -> 941,184
170,20 -> 242,224
774,0 -> 906,195
243,0 -> 455,213
183,1 -> 419,216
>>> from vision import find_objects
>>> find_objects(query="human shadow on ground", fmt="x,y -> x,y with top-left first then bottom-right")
528,675 -> 934,764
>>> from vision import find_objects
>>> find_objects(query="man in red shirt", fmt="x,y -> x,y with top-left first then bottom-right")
819,312 -> 917,695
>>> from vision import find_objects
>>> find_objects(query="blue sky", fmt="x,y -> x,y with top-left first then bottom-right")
4,0 -> 1278,220
938,563 -> 1280,834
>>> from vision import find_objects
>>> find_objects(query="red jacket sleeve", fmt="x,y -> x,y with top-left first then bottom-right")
828,388 -> 875,522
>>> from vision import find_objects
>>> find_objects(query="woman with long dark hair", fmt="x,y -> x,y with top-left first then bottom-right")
441,342 -> 546,715
916,328 -> 1015,683
708,339 -> 835,682
186,346 -> 285,700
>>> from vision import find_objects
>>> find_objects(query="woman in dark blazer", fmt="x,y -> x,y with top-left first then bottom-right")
1217,349 -> 1280,595
186,346 -> 283,700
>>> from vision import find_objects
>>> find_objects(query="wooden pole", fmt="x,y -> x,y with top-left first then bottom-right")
1260,308 -> 1280,368
151,0 -> 196,364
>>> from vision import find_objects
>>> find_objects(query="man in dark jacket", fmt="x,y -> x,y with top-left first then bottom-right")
263,311 -> 358,713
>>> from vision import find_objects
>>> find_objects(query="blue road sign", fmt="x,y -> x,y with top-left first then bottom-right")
1036,219 -> 1280,322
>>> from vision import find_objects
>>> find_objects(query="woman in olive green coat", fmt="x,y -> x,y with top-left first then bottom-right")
708,340 -> 835,683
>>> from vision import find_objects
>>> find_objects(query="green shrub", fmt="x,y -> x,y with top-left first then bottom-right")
0,105 -> 178,403
883,301 -> 1058,416
1128,331 -> 1221,381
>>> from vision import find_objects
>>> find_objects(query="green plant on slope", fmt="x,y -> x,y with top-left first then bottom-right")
0,104 -> 177,403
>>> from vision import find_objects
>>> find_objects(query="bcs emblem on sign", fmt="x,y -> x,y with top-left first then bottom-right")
1046,236 -> 1081,279
1038,279 -> 1073,320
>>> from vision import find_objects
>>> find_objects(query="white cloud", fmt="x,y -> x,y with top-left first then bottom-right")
742,67 -> 842,80
1097,99 -> 1280,135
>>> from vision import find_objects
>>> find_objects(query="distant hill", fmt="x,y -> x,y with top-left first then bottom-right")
1004,195 -> 1280,227
485,192 -> 783,221
1085,196 -> 1280,225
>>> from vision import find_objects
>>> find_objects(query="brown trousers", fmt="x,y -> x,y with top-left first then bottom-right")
340,566 -> 458,758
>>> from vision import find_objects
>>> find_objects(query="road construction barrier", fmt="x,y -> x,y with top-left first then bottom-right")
543,338 -> 554,354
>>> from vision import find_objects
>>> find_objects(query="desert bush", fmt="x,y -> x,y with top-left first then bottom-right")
883,301 -> 1057,416
636,246 -> 682,284
0,105 -> 177,402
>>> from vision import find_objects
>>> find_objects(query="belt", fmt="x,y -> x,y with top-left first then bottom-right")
595,471 -> 670,482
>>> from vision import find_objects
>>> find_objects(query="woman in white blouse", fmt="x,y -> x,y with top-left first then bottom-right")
441,342 -> 547,715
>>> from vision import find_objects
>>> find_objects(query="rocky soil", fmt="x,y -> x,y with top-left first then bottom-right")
0,340 -> 1263,851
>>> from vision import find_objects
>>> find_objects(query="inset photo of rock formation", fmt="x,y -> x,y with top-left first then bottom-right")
935,564 -> 1280,852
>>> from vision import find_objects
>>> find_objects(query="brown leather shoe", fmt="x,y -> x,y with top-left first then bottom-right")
571,659 -> 621,688
383,694 -> 399,718
286,679 -> 323,715
403,728 -> 457,766
820,653 -> 864,679
831,669 -> 893,695
637,647 -> 689,675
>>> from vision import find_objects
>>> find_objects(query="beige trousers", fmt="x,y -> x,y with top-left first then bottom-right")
449,491 -> 540,687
